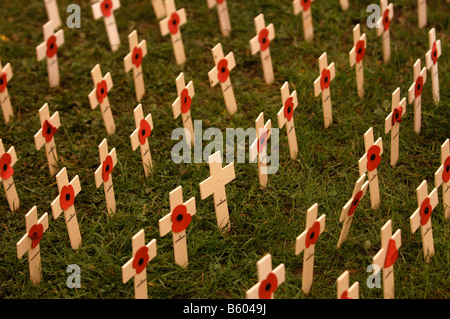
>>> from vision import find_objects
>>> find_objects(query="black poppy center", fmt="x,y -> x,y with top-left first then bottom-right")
184,96 -> 187,104
65,193 -> 71,201
138,258 -> 144,266
324,76 -> 328,83
424,207 -> 429,215
221,67 -> 226,73
141,129 -> 146,136
3,164 -> 7,171
310,232 -> 315,240
173,19 -> 177,26
265,283 -> 272,291
353,198 -> 359,206
262,37 -> 266,44
287,106 -> 292,114
370,154 -> 376,161
417,83 -> 421,90
176,213 -> 183,222
385,17 -> 388,23
33,232 -> 38,238
304,0 -> 308,3
50,43 -> 54,49
105,164 -> 110,172
395,112 -> 399,119
446,165 -> 450,172
47,127 -> 52,135
358,47 -> 362,54
105,4 -> 109,9
135,53 -> 139,60
433,50 -> 437,57
0,78 -> 3,85
100,88 -> 105,95
260,137 -> 265,145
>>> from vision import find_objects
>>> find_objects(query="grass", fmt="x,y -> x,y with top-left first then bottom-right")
0,0 -> 448,299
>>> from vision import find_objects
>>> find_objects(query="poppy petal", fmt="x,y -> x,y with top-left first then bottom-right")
171,204 -> 192,233
305,221 -> 321,248
168,12 -> 180,35
414,76 -> 424,98
340,291 -> 351,299
217,59 -> 229,83
383,9 -> 390,31
102,155 -> 114,182
258,28 -> 270,51
60,185 -> 75,211
96,80 -> 108,104
300,0 -> 311,11
257,130 -> 268,154
355,40 -> 366,64
392,107 -> 403,125
283,97 -> 294,122
180,88 -> 192,114
139,119 -> 151,145
320,68 -> 331,91
419,197 -> 432,226
431,42 -> 438,65
348,191 -> 363,217
0,72 -> 7,93
132,46 -> 143,68
443,156 -> 450,183
100,0 -> 113,17
366,145 -> 381,172
46,35 -> 58,58
42,120 -> 57,143
28,224 -> 44,249
384,239 -> 398,268
258,272 -> 278,299
0,153 -> 14,180
132,246 -> 149,274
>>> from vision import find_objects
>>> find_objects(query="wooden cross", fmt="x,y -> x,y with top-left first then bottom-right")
91,0 -> 121,51
159,186 -> 196,268
124,30 -> 147,102
130,104 -> 154,177
417,0 -> 427,29
337,173 -> 369,248
408,59 -> 427,134
313,52 -> 335,128
246,254 -> 285,299
207,0 -> 232,37
199,151 -> 235,231
410,180 -> 438,263
0,139 -> 19,212
349,24 -> 367,99
358,127 -> 383,210
88,64 -> 116,135
94,138 -> 117,215
277,81 -> 298,160
336,270 -> 359,299
434,138 -> 450,220
425,28 -> 442,104
249,13 -> 275,84
376,0 -> 394,63
250,112 -> 271,188
122,229 -> 157,299
384,88 -> 406,167
293,0 -> 314,41
150,0 -> 166,19
339,0 -> 349,11
372,220 -> 401,299
16,206 -> 49,284
36,20 -> 64,88
208,43 -> 237,115
295,203 -> 326,294
172,72 -> 195,146
34,103 -> 60,176
44,0 -> 62,28
50,167 -> 82,250
0,60 -> 14,123
159,0 -> 187,65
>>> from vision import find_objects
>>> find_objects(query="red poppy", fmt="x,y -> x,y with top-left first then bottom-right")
340,291 -> 351,299
96,80 -> 108,104
132,246 -> 149,275
384,239 -> 398,268
258,272 -> 278,299
431,42 -> 438,65
348,190 -> 363,217
443,156 -> 450,183
132,46 -> 143,68
46,35 -> 58,58
0,72 -> 7,93
300,0 -> 311,11
0,153 -> 14,180
217,59 -> 229,83
28,224 -> 44,249
100,0 -> 113,17
258,28 -> 270,51
283,97 -> 294,122
257,129 -> 268,153
305,221 -> 321,248
366,145 -> 381,172
355,40 -> 366,64
217,0 -> 224,4
320,68 -> 331,91
180,88 -> 192,114
168,12 -> 180,35
414,76 -> 424,98
102,155 -> 113,182
382,9 -> 390,31
138,119 -> 151,145
60,185 -> 75,211
42,120 -> 57,143
419,197 -> 432,226
392,107 -> 403,126
171,204 -> 192,233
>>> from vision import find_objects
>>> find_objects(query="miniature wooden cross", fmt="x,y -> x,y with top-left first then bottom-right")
130,104 -> 154,177
336,270 -> 359,299
277,82 -> 298,160
208,43 -> 237,115
94,138 -> 117,215
172,72 -> 195,146
249,112 -> 272,188
384,88 -> 406,167
293,0 -> 314,41
199,151 -> 235,231
339,0 -> 349,10
159,186 -> 196,268
34,103 -> 60,176
337,173 -> 369,248
122,229 -> 157,299
376,0 -> 394,64
91,0 -> 121,51
16,206 -> 49,284
434,139 -> 450,220
410,180 -> 438,263
88,64 -> 116,135
372,220 -> 401,299
246,254 -> 285,299
207,0 -> 232,37
124,30 -> 147,102
425,28 -> 442,104
0,60 -> 14,123
159,0 -> 187,65
295,203 -> 326,294
44,0 -> 62,28
313,52 -> 335,128
408,59 -> 427,134
150,0 -> 166,19
417,0 -> 427,29
50,167 -> 82,250
36,20 -> 64,88
358,127 -> 383,210
349,24 -> 367,99
249,13 -> 275,84
0,139 -> 19,212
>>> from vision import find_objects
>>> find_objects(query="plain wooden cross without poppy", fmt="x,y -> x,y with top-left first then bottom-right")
16,206 -> 49,285
36,20 -> 64,88
199,151 -> 235,232
0,60 -> 14,123
159,186 -> 196,268
425,28 -> 441,104
349,23 -> 367,99
417,0 -> 427,29
292,0 -> 314,41
410,180 -> 438,263
249,13 -> 275,84
172,72 -> 195,146
407,59 -> 427,134
337,173 -> 369,248
150,0 -> 166,19
130,104 -> 154,177
339,0 -> 349,10
376,0 -> 394,64
249,112 -> 271,188
372,220 -> 401,299
295,203 -> 326,294
208,43 -> 237,115
50,167 -> 82,250
358,127 -> 383,210
313,52 -> 335,128
94,138 -> 117,215
246,254 -> 285,299
88,64 -> 116,135
336,270 -> 359,299
207,0 -> 232,37
0,139 -> 19,212
122,229 -> 157,299
434,138 -> 450,220
34,103 -> 60,176
91,0 -> 121,51
277,81 -> 298,160
44,0 -> 62,28
384,87 -> 406,167
124,30 -> 147,102
159,0 -> 187,65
